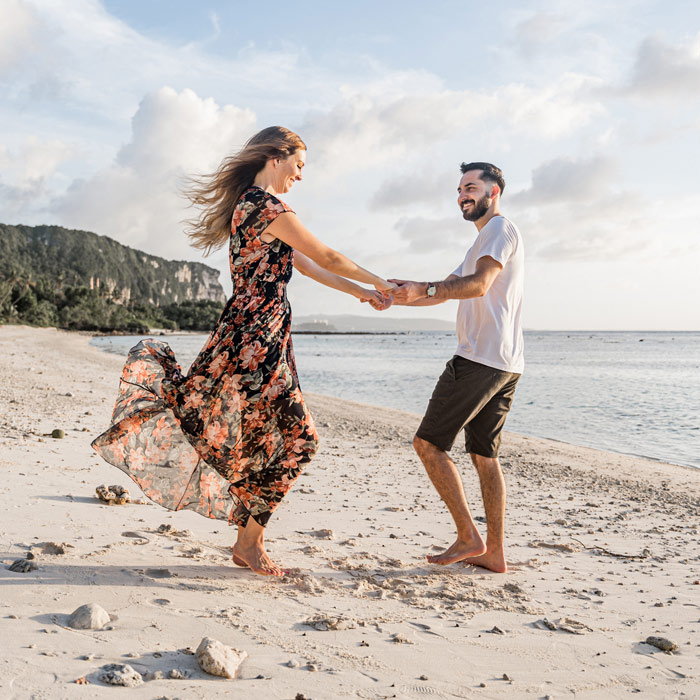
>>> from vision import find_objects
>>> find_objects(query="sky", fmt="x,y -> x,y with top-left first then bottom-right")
2,0 -> 700,330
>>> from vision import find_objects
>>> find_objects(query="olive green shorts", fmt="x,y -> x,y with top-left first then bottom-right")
415,355 -> 520,458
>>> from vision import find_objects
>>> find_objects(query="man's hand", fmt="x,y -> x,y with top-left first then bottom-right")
387,278 -> 426,304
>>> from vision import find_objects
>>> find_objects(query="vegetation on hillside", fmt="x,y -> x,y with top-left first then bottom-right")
1,224 -> 227,333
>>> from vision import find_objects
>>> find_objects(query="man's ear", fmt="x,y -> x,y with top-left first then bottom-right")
491,184 -> 500,198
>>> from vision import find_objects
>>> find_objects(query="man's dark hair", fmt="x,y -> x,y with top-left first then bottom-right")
459,161 -> 505,194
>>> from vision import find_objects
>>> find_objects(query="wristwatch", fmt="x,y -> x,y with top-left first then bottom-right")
426,283 -> 437,298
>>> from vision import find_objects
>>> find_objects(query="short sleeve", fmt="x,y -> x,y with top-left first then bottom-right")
477,218 -> 516,267
257,192 -> 294,234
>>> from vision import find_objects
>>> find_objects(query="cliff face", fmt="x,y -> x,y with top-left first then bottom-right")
0,224 -> 226,306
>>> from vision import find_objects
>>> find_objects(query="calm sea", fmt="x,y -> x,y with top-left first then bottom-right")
90,330 -> 700,470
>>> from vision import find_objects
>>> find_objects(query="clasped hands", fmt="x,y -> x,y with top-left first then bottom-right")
359,279 -> 427,311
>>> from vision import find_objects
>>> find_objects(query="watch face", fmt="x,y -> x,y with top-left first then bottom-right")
427,284 -> 436,297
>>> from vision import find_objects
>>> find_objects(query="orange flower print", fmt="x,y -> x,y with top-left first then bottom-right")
204,420 -> 228,450
240,341 -> 267,371
91,187 -> 318,531
263,376 -> 288,400
209,353 -> 228,378
184,392 -> 204,410
125,359 -> 152,384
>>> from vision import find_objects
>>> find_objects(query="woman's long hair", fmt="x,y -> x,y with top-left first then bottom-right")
184,126 -> 306,255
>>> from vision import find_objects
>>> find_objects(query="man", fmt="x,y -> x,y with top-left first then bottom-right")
387,162 -> 524,573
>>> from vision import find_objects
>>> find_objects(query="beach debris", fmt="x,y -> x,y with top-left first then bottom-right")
528,540 -> 580,552
95,484 -> 130,505
487,626 -> 505,635
32,541 -> 72,556
309,528 -> 334,540
303,614 -> 356,631
98,664 -> 143,687
533,617 -> 593,634
570,538 -> 651,560
169,668 -> 190,679
295,694 -> 310,700
196,637 -> 247,679
391,633 -> 414,644
50,429 -> 65,439
74,676 -> 89,685
155,523 -> 192,537
306,663 -> 318,672
9,557 -> 38,573
645,636 -> 678,653
287,659 -> 300,668
67,603 -> 111,630
121,531 -> 150,544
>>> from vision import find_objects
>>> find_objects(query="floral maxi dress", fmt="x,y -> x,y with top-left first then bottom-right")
92,186 -> 319,527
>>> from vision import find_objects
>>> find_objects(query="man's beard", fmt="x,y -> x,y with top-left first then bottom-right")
461,194 -> 491,221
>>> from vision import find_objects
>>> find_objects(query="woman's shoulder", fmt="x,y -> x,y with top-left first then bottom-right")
232,187 -> 293,231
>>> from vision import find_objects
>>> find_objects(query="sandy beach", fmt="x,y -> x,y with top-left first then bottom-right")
1,325 -> 698,699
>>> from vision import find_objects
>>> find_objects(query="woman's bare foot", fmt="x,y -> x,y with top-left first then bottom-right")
232,518 -> 284,576
464,550 -> 507,573
232,542 -> 283,576
426,536 -> 486,565
232,553 -> 248,568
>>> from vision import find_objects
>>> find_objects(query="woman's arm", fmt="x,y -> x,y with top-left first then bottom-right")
293,252 -> 388,306
264,212 -> 392,291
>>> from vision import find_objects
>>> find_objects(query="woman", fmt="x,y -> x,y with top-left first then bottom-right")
92,126 -> 391,576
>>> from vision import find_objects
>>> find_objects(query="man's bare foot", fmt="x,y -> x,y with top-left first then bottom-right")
463,550 -> 507,573
232,543 -> 283,577
426,536 -> 486,565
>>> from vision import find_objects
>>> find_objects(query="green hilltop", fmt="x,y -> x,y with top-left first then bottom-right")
0,224 -> 227,333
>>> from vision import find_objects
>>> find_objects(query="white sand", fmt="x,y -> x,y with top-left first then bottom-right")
1,325 -> 698,699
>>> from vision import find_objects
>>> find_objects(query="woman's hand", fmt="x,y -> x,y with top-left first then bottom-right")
357,288 -> 393,311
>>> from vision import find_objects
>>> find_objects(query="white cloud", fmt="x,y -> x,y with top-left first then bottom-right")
0,136 -> 73,216
0,0 -> 37,72
393,215 -> 466,253
620,33 -> 700,97
51,87 -> 256,261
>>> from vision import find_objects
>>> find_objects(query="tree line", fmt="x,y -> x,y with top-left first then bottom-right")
0,277 -> 224,333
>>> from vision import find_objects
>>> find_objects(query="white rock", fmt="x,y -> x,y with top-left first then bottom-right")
196,637 -> 247,679
67,603 -> 110,630
98,663 -> 143,687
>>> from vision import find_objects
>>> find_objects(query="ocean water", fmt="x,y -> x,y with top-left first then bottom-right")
90,330 -> 700,470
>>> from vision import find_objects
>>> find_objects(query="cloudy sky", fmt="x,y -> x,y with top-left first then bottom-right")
2,0 -> 700,330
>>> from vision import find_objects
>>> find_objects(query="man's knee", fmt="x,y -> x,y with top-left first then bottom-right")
413,434 -> 447,461
413,434 -> 436,456
470,452 -> 501,473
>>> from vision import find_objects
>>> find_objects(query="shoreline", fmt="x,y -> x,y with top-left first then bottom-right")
86,327 -> 699,473
1,325 -> 698,699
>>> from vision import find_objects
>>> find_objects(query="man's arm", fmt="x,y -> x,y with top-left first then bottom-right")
388,275 -> 460,306
390,256 -> 503,305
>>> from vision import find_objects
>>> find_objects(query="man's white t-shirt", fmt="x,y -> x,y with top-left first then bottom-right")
451,215 -> 524,374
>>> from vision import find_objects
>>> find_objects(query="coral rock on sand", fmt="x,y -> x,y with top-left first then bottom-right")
98,664 -> 143,687
9,558 -> 38,573
645,636 -> 678,653
196,637 -> 248,678
67,603 -> 111,630
304,614 -> 357,631
95,484 -> 130,505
